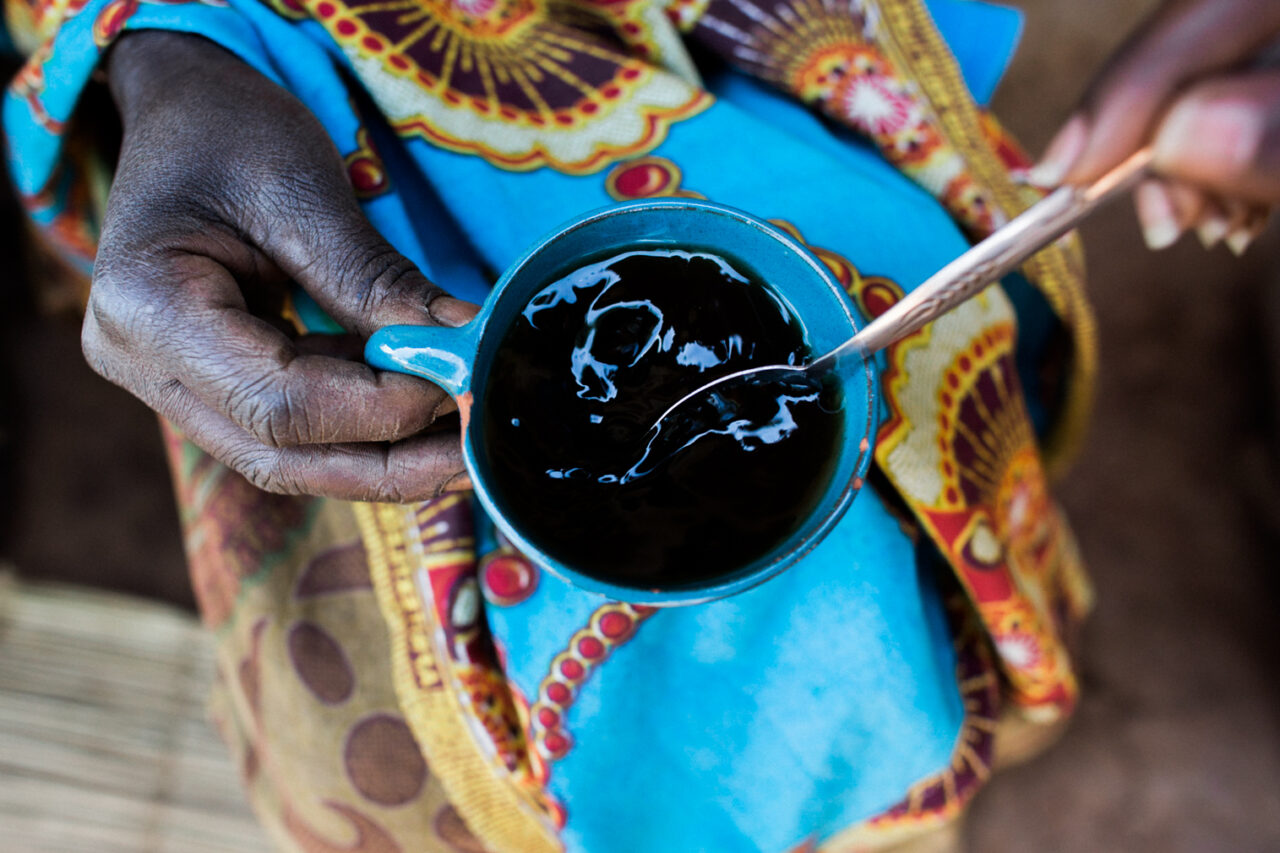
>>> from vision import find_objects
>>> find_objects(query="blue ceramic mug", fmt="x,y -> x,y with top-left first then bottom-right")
365,199 -> 877,605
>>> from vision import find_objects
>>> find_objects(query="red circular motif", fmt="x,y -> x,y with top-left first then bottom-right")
860,282 -> 900,319
606,159 -> 680,201
598,611 -> 631,639
959,355 -> 972,372
559,659 -> 584,680
348,159 -> 386,195
577,637 -> 605,659
316,1 -> 335,16
482,554 -> 538,605
362,35 -> 383,52
546,682 -> 570,703
336,18 -> 358,35
544,732 -> 570,755
537,707 -> 560,727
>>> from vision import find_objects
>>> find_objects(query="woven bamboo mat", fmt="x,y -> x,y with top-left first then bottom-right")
0,570 -> 268,852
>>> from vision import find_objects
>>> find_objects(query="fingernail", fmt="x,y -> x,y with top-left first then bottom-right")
1028,115 -> 1088,187
1135,181 -> 1183,250
1196,214 -> 1230,249
438,471 -> 473,495
426,295 -> 479,328
1225,228 -> 1253,256
1154,97 -> 1263,175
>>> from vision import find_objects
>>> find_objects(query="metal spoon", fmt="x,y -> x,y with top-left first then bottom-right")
649,147 -> 1154,435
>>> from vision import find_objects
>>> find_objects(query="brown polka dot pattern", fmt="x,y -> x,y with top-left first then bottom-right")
288,621 -> 356,704
238,617 -> 268,720
344,713 -> 428,807
295,542 -> 372,599
433,804 -> 490,852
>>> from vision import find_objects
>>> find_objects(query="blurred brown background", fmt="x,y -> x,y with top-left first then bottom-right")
2,0 -> 1279,850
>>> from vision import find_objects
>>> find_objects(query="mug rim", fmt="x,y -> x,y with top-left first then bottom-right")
463,198 -> 879,606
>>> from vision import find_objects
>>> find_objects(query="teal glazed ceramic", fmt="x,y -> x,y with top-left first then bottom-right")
365,199 -> 878,605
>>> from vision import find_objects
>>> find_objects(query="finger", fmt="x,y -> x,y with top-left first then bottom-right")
109,31 -> 479,338
292,331 -> 459,417
155,377 -> 468,502
177,308 -> 454,447
89,353 -> 470,503
1225,204 -> 1272,255
1040,0 -> 1280,183
88,255 -> 454,447
1134,179 -> 1186,250
1151,70 -> 1280,203
241,152 -> 477,336
1193,197 -> 1232,249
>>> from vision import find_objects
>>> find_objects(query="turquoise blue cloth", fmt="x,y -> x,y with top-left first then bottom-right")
4,3 -> 1022,849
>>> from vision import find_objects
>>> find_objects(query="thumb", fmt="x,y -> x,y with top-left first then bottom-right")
261,185 -> 477,335
1032,0 -> 1280,185
1151,70 -> 1280,204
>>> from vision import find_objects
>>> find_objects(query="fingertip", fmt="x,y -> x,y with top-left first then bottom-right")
380,431 -> 467,502
1225,228 -> 1253,256
1028,114 -> 1089,187
1195,211 -> 1230,249
1225,205 -> 1271,256
1134,180 -> 1183,250
1151,81 -> 1269,194
427,294 -> 480,328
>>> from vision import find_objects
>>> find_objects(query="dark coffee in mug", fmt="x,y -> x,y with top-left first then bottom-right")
482,248 -> 843,589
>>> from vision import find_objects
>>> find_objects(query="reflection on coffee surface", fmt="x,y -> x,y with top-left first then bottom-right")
483,249 -> 843,589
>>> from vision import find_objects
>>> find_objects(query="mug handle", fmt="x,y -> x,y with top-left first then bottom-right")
364,323 -> 480,398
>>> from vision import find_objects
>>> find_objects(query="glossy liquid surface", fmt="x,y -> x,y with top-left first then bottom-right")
482,249 -> 843,589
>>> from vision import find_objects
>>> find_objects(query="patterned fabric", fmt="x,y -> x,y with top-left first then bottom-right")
4,1 -> 1097,851
161,422 -> 493,852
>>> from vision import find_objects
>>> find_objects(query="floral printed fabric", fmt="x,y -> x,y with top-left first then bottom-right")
4,1 -> 1094,850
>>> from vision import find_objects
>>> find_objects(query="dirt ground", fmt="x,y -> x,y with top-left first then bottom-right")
3,1 -> 1279,851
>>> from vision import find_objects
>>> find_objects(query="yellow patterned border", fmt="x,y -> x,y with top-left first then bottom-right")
876,0 -> 1098,477
356,502 -> 561,853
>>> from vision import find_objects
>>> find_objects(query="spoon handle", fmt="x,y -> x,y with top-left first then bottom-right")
827,147 -> 1154,363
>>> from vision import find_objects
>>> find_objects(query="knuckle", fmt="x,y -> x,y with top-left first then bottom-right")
87,261 -> 181,351
80,317 -> 112,379
344,248 -> 428,314
373,455 -> 412,504
234,383 -> 305,448
234,448 -> 294,494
